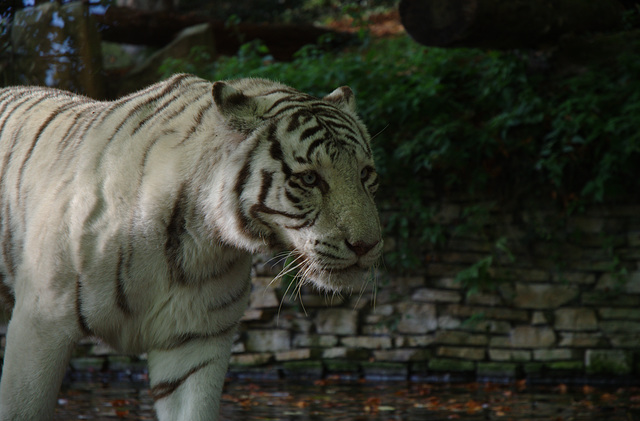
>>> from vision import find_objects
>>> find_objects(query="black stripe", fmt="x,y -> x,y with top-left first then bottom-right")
319,240 -> 341,251
150,357 -> 217,401
269,131 -> 283,162
208,280 -> 250,312
56,105 -> 92,152
21,95 -> 52,114
250,200 -> 311,222
162,96 -> 192,124
263,103 -> 306,119
233,140 -> 263,240
108,74 -> 191,144
0,97 -> 38,278
313,108 -> 372,155
285,210 -> 319,230
261,88 -> 301,97
115,249 -> 132,314
257,170 -> 273,204
267,124 -> 292,178
287,179 -> 305,191
0,204 -> 14,277
16,102 -> 79,215
177,100 -> 215,146
263,94 -> 311,116
76,275 -> 92,335
317,250 -> 349,261
314,116 -> 358,136
130,90 -> 182,135
234,158 -> 254,237
285,109 -> 313,132
0,91 -> 19,109
0,274 -> 14,310
163,323 -> 237,351
131,79 -> 210,137
284,190 -> 301,204
0,96 -> 34,140
165,186 -> 187,285
247,171 -> 294,247
306,138 -> 325,161
299,125 -> 323,141
0,96 -> 33,183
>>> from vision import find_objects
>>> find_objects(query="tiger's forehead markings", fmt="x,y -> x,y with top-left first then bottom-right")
307,137 -> 359,164
286,109 -> 315,133
266,122 -> 292,178
258,89 -> 374,171
296,111 -> 372,161
263,90 -> 313,111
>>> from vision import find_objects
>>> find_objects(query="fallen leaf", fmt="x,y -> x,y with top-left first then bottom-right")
466,399 -> 483,414
516,379 -> 527,392
600,393 -> 617,403
364,397 -> 381,413
110,400 -> 130,407
484,383 -> 499,392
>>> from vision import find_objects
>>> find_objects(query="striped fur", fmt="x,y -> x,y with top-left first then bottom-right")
0,74 -> 381,420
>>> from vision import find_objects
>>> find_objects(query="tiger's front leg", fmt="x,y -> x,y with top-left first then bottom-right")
0,299 -> 80,421
147,328 -> 237,421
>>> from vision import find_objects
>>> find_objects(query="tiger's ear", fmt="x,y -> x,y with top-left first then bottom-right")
323,86 -> 356,113
212,81 -> 270,131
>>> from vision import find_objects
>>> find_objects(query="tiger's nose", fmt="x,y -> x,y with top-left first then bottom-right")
345,240 -> 379,257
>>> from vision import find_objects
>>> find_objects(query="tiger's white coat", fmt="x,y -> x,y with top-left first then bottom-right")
0,74 -> 382,420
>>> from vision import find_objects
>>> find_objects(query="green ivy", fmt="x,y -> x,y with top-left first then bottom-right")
160,34 -> 640,273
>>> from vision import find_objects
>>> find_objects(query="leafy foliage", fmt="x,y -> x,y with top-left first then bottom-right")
160,32 -> 640,273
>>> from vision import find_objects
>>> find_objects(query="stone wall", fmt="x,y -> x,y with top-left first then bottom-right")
232,201 -> 640,381
34,201 -> 638,383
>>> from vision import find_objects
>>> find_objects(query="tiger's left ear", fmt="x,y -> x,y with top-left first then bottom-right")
323,86 -> 356,113
212,81 -> 271,132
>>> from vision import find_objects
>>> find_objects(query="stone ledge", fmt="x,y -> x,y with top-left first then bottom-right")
586,350 -> 633,375
275,349 -> 312,362
476,362 -> 518,378
436,346 -> 486,360
428,358 -> 475,372
281,361 -> 324,379
361,362 -> 408,380
340,336 -> 393,349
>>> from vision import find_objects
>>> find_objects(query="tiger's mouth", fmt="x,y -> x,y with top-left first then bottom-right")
297,257 -> 371,292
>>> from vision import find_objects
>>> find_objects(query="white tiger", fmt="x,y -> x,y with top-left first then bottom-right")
0,74 -> 382,420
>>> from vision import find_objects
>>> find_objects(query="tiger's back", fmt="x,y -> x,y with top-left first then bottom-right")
0,74 -> 382,420
0,74 -> 253,346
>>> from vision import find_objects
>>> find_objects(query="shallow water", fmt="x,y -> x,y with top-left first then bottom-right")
54,376 -> 640,420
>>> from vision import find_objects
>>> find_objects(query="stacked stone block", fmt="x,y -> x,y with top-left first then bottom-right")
1,202 -> 639,382
225,203 -> 640,381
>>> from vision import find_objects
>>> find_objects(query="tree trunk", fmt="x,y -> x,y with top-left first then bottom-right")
92,6 -> 345,60
399,0 -> 626,49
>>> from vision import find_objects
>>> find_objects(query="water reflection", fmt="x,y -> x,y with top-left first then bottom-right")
55,377 -> 640,420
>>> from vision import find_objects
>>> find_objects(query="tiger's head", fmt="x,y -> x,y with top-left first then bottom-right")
211,78 -> 382,292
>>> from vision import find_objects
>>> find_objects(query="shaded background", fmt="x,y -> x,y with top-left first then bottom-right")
1,0 -> 640,388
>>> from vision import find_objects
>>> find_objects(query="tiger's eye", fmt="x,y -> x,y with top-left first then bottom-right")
360,167 -> 369,180
302,171 -> 318,186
